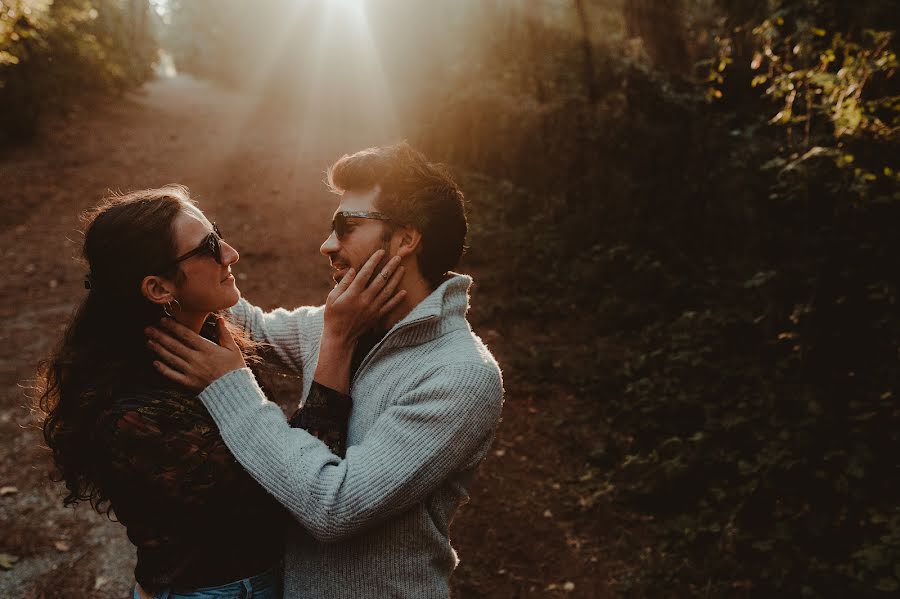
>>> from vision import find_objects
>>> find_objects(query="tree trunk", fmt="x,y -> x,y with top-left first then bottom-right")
573,0 -> 598,103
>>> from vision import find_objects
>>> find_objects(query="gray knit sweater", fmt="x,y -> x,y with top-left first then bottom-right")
198,273 -> 504,598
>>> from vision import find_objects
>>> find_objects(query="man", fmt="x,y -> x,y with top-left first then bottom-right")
148,142 -> 504,598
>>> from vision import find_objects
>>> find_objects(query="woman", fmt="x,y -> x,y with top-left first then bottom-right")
37,186 -> 402,598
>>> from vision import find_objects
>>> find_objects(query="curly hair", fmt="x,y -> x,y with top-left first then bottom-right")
36,186 -> 256,514
326,142 -> 468,288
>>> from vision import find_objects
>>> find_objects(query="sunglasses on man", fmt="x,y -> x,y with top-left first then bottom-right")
331,211 -> 391,240
167,223 -> 225,269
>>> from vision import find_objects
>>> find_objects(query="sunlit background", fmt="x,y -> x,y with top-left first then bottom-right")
146,0 -> 626,153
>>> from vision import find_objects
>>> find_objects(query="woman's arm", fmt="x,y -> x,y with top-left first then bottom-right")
312,251 -> 404,393
312,334 -> 355,395
288,382 -> 353,457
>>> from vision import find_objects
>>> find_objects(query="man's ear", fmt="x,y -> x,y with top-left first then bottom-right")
140,274 -> 176,307
394,226 -> 422,259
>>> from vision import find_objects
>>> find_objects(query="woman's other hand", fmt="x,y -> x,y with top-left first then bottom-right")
314,250 -> 406,394
146,316 -> 246,392
323,249 -> 406,343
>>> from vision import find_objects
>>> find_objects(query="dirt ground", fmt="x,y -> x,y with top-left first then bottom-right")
0,76 -> 613,598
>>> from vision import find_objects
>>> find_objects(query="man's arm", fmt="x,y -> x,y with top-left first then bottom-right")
225,252 -> 404,377
229,298 -> 323,374
198,364 -> 503,543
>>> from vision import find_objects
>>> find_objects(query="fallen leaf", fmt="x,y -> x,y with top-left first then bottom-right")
543,509 -> 553,518
94,576 -> 109,590
0,486 -> 18,496
0,553 -> 19,570
564,581 -> 576,591
54,541 -> 71,552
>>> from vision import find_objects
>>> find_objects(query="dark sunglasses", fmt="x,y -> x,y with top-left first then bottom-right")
168,223 -> 224,269
331,211 -> 391,239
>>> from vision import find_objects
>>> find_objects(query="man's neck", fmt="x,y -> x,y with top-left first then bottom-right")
379,271 -> 433,332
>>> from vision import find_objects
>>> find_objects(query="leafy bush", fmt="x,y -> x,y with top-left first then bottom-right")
423,1 -> 899,596
0,0 -> 156,143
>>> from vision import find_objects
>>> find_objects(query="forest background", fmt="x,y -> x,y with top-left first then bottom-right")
1,0 -> 898,597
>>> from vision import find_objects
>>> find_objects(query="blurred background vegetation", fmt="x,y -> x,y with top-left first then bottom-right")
0,0 -> 155,140
2,0 -> 899,596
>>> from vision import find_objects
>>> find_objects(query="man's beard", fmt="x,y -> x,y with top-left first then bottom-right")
331,239 -> 392,286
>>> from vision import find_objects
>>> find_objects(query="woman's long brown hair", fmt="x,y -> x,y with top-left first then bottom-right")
36,185 -> 257,514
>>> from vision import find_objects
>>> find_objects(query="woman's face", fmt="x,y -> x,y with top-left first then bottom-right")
169,204 -> 241,314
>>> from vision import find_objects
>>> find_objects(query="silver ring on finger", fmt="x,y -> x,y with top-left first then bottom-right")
381,271 -> 390,281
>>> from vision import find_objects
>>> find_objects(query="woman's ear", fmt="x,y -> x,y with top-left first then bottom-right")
140,275 -> 175,307
395,226 -> 422,259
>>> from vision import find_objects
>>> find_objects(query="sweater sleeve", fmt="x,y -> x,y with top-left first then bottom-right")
198,365 -> 503,542
228,298 -> 323,374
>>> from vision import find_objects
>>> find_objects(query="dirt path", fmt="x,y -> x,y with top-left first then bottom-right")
0,76 -> 609,598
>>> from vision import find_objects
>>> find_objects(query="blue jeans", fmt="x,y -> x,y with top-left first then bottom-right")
133,564 -> 282,599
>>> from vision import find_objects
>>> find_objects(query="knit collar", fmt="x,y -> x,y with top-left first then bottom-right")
378,272 -> 473,350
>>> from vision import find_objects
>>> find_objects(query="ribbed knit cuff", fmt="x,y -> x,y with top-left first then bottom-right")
198,367 -> 268,424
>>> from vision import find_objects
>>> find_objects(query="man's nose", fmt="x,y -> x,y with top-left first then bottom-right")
320,231 -> 339,257
222,241 -> 240,266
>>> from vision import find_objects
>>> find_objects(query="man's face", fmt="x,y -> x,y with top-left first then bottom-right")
320,185 -> 393,283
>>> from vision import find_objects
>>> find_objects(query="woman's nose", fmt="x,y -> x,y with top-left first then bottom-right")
222,241 -> 240,265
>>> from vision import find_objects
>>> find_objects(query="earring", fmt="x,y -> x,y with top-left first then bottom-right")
163,298 -> 181,318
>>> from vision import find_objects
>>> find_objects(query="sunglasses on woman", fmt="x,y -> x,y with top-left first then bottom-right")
168,223 -> 224,269
331,211 -> 391,240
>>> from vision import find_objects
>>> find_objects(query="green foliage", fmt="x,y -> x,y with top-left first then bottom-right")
746,16 -> 896,138
430,1 -> 899,596
609,3 -> 898,597
0,0 -> 156,143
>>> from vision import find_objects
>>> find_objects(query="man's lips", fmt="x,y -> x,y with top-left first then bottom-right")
222,272 -> 235,283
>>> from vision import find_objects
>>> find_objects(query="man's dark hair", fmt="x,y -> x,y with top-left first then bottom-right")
327,142 -> 467,289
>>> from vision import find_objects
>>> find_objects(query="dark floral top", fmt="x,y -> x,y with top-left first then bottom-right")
289,381 -> 352,457
98,372 -> 351,593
